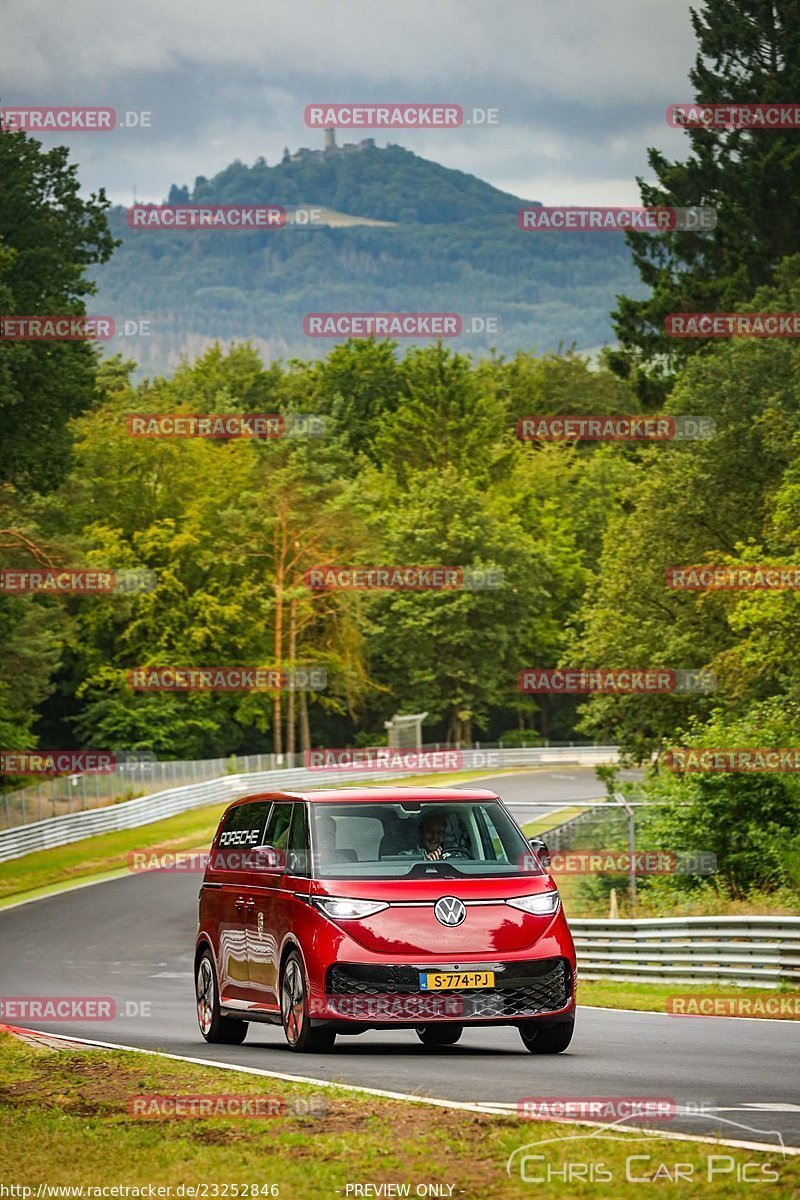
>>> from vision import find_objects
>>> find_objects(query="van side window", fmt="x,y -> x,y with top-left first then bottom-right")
263,802 -> 293,861
286,803 -> 310,876
216,801 -> 271,850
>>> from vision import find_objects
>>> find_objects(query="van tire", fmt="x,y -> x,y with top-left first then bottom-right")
519,1018 -> 574,1054
196,949 -> 248,1044
415,1024 -> 464,1046
280,951 -> 336,1052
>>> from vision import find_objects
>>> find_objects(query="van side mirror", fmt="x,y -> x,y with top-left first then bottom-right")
250,845 -> 283,870
529,837 -> 551,870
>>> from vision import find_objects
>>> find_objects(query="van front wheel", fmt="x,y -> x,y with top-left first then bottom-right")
519,1018 -> 574,1054
280,951 -> 336,1053
415,1024 -> 463,1047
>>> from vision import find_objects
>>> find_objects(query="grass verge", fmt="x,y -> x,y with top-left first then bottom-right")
521,804 -> 593,838
578,980 -> 800,1019
0,1031 -> 795,1198
0,805 -> 225,905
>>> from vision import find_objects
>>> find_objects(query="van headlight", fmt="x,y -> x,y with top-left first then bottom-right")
314,898 -> 389,920
506,892 -> 560,915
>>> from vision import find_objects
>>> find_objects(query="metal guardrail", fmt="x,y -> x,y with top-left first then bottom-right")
0,743 -> 614,830
572,916 -> 800,988
0,746 -> 619,862
1,752 -> 282,830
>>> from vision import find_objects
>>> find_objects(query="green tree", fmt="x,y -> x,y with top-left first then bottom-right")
373,342 -> 509,486
576,260 -> 800,757
610,0 -> 800,397
0,128 -> 115,765
0,127 -> 116,492
308,339 -> 404,461
53,348 -> 367,757
364,465 -> 574,744
643,699 -> 800,899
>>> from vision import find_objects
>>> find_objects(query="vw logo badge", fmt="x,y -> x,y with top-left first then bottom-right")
434,896 -> 466,927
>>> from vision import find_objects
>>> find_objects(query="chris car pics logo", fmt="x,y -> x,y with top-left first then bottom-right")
507,1111 -> 785,1184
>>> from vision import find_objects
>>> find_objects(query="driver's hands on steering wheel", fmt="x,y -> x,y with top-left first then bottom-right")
426,845 -> 472,860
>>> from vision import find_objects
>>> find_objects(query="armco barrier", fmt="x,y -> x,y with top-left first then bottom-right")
572,916 -> 800,988
0,744 -> 615,829
0,746 -> 618,861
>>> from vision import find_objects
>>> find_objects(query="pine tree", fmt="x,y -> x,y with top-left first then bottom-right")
609,0 -> 800,402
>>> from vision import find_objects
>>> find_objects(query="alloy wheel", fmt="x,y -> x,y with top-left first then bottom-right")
196,956 -> 214,1035
281,957 -> 306,1045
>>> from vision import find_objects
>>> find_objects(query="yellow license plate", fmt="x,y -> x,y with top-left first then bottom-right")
419,970 -> 495,990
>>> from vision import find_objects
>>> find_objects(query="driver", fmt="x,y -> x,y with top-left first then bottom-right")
419,812 -> 447,860
403,812 -> 470,860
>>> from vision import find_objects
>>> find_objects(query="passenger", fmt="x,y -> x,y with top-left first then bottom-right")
314,815 -> 356,863
315,814 -> 339,859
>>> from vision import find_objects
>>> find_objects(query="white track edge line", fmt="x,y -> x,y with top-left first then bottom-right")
5,1025 -> 798,1156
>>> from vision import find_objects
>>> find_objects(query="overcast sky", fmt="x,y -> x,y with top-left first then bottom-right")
2,0 -> 700,206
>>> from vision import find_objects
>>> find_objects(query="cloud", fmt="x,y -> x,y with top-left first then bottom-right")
1,0 -> 698,204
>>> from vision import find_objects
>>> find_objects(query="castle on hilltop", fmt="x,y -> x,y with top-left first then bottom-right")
282,128 -> 376,163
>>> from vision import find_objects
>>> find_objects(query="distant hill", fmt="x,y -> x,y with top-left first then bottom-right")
185,140 -> 526,224
94,142 -> 643,375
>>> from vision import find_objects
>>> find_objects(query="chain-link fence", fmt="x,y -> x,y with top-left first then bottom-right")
0,752 -> 286,830
0,742 -> 612,831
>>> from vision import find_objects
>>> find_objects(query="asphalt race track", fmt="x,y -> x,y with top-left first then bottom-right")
1,768 -> 798,1152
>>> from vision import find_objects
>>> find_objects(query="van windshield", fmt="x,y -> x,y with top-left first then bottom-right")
310,799 -> 542,879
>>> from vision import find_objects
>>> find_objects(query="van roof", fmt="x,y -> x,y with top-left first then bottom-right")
225,786 -> 500,807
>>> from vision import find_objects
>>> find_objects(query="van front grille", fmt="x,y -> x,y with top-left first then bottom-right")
326,958 -> 570,1019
